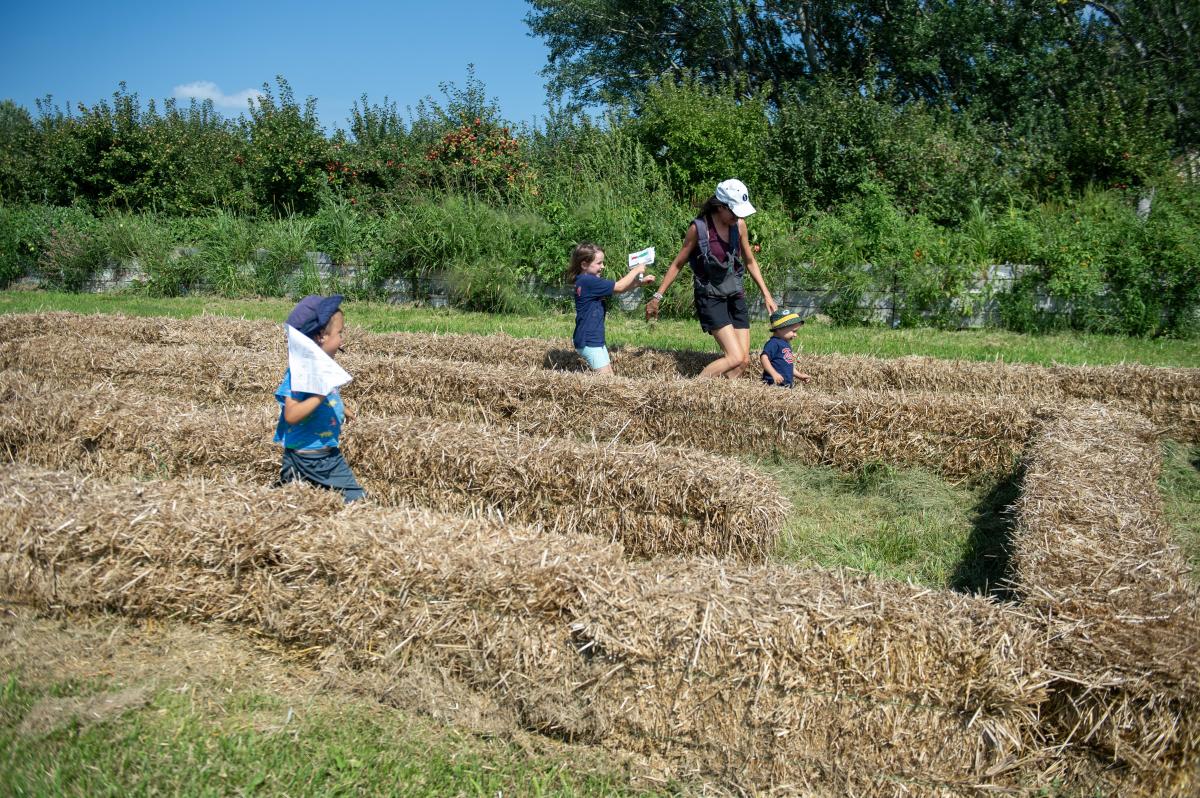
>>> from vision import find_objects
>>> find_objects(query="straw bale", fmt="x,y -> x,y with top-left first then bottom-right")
0,310 -> 283,351
1010,403 -> 1200,794
298,326 -> 1200,441
0,335 -> 1036,479
0,373 -> 785,560
336,328 -> 1200,442
10,313 -> 1196,441
1,466 -> 1070,794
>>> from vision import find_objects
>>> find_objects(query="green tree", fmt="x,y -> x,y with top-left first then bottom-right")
628,75 -> 770,200
526,0 -> 808,106
0,100 -> 37,202
241,76 -> 330,215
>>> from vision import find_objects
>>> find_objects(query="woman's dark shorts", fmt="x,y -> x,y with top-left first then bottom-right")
694,292 -> 750,333
280,447 -> 366,503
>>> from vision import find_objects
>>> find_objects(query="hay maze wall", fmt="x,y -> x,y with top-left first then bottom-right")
1,312 -> 1197,796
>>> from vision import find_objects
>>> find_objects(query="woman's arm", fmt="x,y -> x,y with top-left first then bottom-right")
283,394 -> 325,425
645,224 -> 697,319
739,219 -> 777,315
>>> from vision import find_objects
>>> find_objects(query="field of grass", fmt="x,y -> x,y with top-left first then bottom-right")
0,612 -> 662,797
4,290 -> 1198,367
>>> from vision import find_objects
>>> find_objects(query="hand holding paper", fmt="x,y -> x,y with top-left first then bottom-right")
628,247 -> 655,282
286,324 -> 352,396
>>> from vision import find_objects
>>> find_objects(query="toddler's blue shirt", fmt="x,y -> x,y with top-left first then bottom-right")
761,336 -> 795,387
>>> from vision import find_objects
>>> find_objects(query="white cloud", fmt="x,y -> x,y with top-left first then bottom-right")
172,81 -> 263,110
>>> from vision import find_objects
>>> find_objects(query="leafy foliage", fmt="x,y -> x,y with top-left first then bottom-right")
240,77 -> 330,215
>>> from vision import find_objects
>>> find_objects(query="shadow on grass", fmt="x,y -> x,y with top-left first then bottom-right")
950,467 -> 1024,600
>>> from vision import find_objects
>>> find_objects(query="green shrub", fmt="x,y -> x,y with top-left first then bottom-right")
629,75 -> 770,202
36,218 -> 104,291
241,78 -> 330,216
0,204 -> 62,286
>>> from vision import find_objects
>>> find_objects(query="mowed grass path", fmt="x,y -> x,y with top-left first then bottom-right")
0,612 -> 663,797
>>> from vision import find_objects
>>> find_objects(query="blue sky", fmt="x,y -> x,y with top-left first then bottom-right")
0,0 -> 553,131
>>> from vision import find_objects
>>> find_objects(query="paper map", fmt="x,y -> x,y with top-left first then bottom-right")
286,324 -> 352,396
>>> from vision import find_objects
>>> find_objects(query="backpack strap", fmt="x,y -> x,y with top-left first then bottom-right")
693,216 -> 712,261
694,215 -> 739,267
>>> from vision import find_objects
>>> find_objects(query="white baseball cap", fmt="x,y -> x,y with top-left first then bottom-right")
715,178 -> 756,217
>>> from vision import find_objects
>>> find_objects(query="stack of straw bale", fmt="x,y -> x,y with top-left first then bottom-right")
308,323 -> 1200,442
0,335 -> 1037,479
0,374 -> 784,560
285,322 -> 1200,441
2,466 -> 1079,795
6,312 -> 1195,443
0,310 -> 282,351
1010,403 -> 1200,795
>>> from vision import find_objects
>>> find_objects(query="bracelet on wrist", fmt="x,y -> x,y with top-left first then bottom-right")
652,292 -> 664,301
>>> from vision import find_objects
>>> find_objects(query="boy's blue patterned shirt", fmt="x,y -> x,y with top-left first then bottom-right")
274,368 -> 344,449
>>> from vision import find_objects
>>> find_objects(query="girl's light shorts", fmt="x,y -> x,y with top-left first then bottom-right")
576,345 -> 611,370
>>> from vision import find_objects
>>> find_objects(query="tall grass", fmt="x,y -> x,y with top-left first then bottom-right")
195,209 -> 260,297
4,174 -> 1200,332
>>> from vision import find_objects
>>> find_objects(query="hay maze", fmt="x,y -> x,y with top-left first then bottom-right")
1,311 -> 1197,796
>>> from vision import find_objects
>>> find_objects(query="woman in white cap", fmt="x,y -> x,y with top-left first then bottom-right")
645,178 -> 778,379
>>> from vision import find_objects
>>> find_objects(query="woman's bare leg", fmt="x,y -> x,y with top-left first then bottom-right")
699,325 -> 746,379
723,326 -> 751,379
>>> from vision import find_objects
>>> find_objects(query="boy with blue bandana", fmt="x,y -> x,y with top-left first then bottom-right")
275,294 -> 365,502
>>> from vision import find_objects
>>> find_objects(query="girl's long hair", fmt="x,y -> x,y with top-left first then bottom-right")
566,242 -> 603,284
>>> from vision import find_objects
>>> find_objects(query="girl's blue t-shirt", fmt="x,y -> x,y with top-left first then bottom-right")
573,272 -> 615,349
274,368 -> 344,449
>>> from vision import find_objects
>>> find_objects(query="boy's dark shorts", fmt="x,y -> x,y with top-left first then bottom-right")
694,292 -> 750,333
280,447 -> 365,503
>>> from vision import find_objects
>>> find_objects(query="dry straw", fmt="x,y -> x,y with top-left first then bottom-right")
1,466 -> 1082,794
7,312 -> 1195,443
0,373 -> 784,561
1,334 -> 1038,480
1010,403 -> 1200,795
0,310 -> 283,351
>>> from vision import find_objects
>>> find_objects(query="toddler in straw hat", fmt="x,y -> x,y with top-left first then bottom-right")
760,308 -> 811,388
274,294 -> 365,502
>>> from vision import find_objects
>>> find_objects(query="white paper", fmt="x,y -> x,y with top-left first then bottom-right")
286,324 -> 352,396
627,246 -> 656,268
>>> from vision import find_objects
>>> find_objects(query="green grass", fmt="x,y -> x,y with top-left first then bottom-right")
0,676 -> 660,797
3,290 -> 1198,367
763,459 -> 1016,593
1161,442 -> 1200,583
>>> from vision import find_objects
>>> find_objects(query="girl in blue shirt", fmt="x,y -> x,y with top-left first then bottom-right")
567,243 -> 655,374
